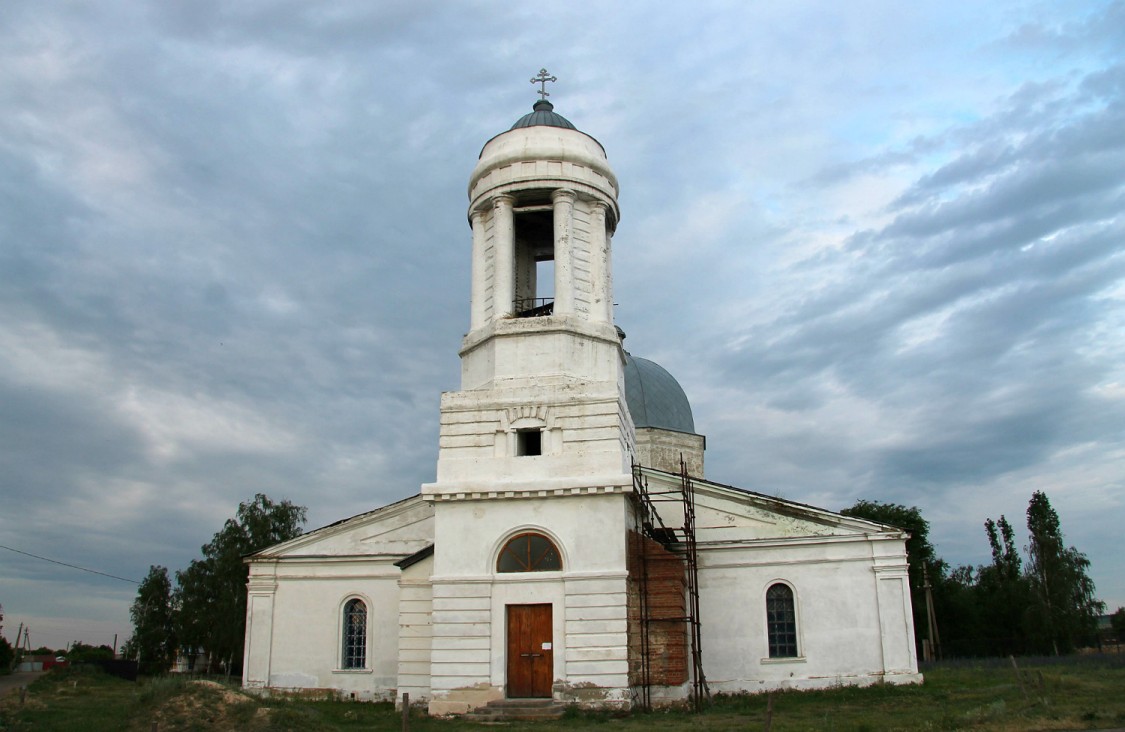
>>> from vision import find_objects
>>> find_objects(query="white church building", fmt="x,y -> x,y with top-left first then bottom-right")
241,82 -> 921,715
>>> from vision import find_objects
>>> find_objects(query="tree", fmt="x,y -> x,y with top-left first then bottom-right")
1024,491 -> 1104,655
939,564 -> 988,656
0,636 -> 11,673
1111,607 -> 1125,643
175,494 -> 306,677
0,605 -> 12,672
66,642 -> 114,663
976,515 -> 1031,655
130,565 -> 176,674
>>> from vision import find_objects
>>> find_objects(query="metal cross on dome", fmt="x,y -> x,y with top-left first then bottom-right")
530,68 -> 557,100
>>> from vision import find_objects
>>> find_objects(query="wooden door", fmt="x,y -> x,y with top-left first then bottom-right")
506,604 -> 553,698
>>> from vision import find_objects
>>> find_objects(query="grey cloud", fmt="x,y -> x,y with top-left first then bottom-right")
0,383 -> 146,509
715,60 -> 1124,502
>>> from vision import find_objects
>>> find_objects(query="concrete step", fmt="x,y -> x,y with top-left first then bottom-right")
464,698 -> 568,721
486,698 -> 558,708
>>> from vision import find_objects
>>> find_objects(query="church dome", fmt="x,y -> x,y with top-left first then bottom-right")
510,99 -> 577,131
623,352 -> 696,434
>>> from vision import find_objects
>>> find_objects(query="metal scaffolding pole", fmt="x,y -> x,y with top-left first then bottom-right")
629,459 -> 708,712
679,457 -> 709,710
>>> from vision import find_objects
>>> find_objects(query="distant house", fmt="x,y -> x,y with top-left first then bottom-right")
16,654 -> 65,672
171,648 -> 210,674
1096,614 -> 1119,649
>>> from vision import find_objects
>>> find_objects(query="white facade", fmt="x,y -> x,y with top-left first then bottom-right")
242,95 -> 921,713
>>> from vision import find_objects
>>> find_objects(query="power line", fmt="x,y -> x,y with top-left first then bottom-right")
0,543 -> 140,584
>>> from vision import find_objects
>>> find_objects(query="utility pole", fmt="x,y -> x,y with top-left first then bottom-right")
13,622 -> 23,669
923,563 -> 941,660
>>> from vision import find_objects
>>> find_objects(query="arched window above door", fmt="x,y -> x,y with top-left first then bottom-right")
497,532 -> 562,572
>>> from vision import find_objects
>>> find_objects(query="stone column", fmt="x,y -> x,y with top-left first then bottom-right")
492,195 -> 516,318
589,201 -> 610,324
552,189 -> 576,316
469,209 -> 487,330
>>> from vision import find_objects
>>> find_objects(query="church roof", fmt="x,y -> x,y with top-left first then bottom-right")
510,99 -> 577,131
624,352 -> 696,434
634,465 -> 912,539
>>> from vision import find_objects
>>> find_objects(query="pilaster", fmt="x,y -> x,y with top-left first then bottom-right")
243,570 -> 278,687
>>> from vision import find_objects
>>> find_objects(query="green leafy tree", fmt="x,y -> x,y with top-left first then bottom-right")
975,515 -> 1031,655
175,494 -> 306,677
66,642 -> 114,663
937,564 -> 988,657
1111,607 -> 1125,643
0,636 -> 11,673
1024,491 -> 1104,654
0,605 -> 12,673
130,565 -> 177,674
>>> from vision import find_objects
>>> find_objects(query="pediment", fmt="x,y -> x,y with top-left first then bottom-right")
638,468 -> 905,543
250,494 -> 435,560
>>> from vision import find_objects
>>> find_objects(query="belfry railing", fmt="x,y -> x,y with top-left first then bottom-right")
513,298 -> 554,317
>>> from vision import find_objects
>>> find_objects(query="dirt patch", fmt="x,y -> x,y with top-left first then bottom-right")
143,680 -> 260,731
190,679 -> 253,706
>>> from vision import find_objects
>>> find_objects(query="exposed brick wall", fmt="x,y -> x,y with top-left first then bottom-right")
626,531 -> 688,686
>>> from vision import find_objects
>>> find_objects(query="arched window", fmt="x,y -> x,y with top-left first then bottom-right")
766,583 -> 798,658
342,598 -> 367,669
497,532 -> 562,572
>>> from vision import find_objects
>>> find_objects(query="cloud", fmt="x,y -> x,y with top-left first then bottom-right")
701,44 -> 1123,602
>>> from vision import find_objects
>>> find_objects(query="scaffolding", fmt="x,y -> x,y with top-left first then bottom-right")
630,456 -> 709,712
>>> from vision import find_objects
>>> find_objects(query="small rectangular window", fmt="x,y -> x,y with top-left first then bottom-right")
516,429 -> 542,456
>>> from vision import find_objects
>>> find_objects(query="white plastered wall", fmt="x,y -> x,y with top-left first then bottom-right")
245,558 -> 402,701
242,497 -> 436,701
697,536 -> 920,692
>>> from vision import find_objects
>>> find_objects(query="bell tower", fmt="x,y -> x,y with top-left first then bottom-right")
421,74 -> 639,714
423,77 -> 634,500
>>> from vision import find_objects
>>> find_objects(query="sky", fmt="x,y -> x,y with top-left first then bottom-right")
1,1 -> 1122,652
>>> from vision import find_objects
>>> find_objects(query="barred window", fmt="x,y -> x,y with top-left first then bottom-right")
766,584 -> 798,658
497,532 -> 562,572
342,598 -> 367,669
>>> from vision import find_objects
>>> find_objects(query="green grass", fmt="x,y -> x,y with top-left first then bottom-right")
3,656 -> 1124,731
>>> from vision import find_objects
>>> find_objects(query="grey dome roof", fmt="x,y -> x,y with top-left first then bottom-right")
510,99 -> 577,131
623,352 -> 696,434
